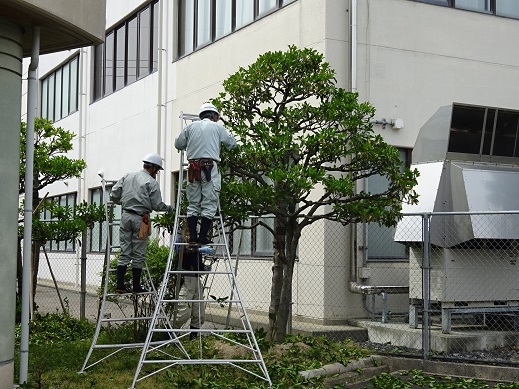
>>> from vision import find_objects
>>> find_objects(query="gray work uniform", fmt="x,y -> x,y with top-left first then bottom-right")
110,170 -> 170,268
174,118 -> 237,219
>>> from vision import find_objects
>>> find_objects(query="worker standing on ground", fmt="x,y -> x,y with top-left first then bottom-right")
110,152 -> 173,294
174,103 -> 237,246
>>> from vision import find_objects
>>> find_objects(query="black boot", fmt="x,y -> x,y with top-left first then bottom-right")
198,217 -> 213,245
187,216 -> 199,244
116,265 -> 130,294
189,325 -> 200,340
132,267 -> 148,293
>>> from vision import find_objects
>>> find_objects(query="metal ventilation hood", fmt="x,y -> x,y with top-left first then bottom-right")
394,104 -> 519,248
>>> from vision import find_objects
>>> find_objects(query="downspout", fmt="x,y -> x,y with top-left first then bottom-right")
20,25 -> 40,384
156,0 -> 167,193
347,2 -> 408,317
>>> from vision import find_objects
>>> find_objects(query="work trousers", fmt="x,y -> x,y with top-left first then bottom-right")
175,276 -> 205,329
186,162 -> 220,219
118,212 -> 147,269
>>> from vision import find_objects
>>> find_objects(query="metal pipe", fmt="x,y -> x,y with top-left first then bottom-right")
349,282 -> 409,295
80,231 -> 87,320
20,25 -> 40,385
422,213 -> 431,360
350,0 -> 357,92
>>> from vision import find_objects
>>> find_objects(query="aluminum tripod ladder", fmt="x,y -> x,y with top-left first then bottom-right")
131,113 -> 271,387
80,175 -> 187,373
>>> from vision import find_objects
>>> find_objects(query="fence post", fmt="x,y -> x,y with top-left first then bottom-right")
422,213 -> 431,360
80,230 -> 87,320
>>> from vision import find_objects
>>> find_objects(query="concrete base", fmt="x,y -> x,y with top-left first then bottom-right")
349,318 -> 519,354
0,362 -> 14,389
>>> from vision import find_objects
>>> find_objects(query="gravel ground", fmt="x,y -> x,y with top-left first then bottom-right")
358,341 -> 519,366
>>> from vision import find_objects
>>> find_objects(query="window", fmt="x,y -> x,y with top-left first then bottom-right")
178,0 -> 297,57
367,149 -> 410,260
230,216 -> 275,257
43,193 -> 77,252
448,103 -> 519,159
41,55 -> 79,122
93,0 -> 160,101
90,187 -> 120,252
415,0 -> 519,19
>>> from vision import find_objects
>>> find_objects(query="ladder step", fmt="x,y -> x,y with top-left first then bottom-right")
92,339 -> 178,349
101,315 -> 164,323
160,298 -> 243,304
167,270 -> 233,275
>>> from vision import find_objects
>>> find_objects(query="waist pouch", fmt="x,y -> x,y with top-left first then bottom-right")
188,159 -> 214,183
138,213 -> 151,240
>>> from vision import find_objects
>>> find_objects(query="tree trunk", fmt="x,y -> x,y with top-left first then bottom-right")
268,216 -> 301,343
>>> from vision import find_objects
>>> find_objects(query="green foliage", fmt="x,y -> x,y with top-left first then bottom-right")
15,312 -> 95,346
214,45 -> 419,229
19,118 -> 86,195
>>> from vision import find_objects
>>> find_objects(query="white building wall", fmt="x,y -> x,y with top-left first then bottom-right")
27,0 -> 519,324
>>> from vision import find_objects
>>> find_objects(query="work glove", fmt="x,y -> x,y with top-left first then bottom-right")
203,264 -> 212,272
166,205 -> 173,215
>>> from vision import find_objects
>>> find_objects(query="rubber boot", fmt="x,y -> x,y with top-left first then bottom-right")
187,216 -> 199,245
189,325 -> 200,340
198,217 -> 213,245
132,267 -> 148,293
116,265 -> 130,294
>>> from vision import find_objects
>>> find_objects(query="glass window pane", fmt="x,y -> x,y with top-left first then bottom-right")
481,108 -> 495,156
54,68 -> 62,120
69,56 -> 78,112
259,0 -> 277,16
152,2 -> 159,72
197,0 -> 211,48
255,217 -> 274,255
215,0 -> 232,39
493,111 -> 519,157
455,0 -> 491,13
139,7 -> 151,77
236,0 -> 254,28
104,32 -> 114,96
48,73 -> 55,122
448,105 -> 485,154
496,0 -> 519,18
367,149 -> 408,259
41,78 -> 48,119
62,63 -> 70,116
179,0 -> 194,55
115,26 -> 126,91
233,221 -> 252,256
93,44 -> 104,100
282,0 -> 297,5
127,16 -> 138,84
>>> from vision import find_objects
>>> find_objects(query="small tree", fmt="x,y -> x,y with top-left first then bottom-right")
213,46 -> 419,342
18,118 -> 104,306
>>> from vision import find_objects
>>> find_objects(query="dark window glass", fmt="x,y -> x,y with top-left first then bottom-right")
152,2 -> 159,72
493,111 -> 519,157
215,0 -> 232,39
496,0 -> 519,18
197,0 -> 212,48
127,16 -> 138,84
43,193 -> 77,252
93,44 -> 104,100
448,105 -> 485,154
139,7 -> 151,77
104,31 -> 115,96
115,25 -> 126,91
180,0 -> 195,55
481,108 -> 496,156
70,57 -> 78,113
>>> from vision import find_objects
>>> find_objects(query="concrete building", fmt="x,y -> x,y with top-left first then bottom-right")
20,0 -> 519,350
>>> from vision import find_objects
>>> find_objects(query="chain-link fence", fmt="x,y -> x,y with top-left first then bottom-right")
34,211 -> 519,366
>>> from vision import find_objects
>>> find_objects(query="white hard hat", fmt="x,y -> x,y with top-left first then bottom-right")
143,152 -> 163,170
199,103 -> 219,118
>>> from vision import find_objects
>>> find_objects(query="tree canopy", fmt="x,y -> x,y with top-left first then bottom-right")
213,45 -> 418,342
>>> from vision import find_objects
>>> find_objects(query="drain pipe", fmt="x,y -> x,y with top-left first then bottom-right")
20,25 -> 40,385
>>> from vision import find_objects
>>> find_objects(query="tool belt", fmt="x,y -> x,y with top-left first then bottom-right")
188,159 -> 214,183
138,213 -> 151,240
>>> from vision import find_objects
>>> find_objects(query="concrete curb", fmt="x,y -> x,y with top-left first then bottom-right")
299,356 -> 382,379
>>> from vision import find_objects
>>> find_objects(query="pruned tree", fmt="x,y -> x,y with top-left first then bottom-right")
18,118 -> 104,307
213,46 -> 419,342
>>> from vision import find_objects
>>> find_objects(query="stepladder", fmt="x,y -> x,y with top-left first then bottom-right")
131,113 -> 271,388
79,175 -> 187,374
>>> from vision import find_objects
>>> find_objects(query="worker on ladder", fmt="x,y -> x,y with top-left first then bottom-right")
174,103 -> 237,246
110,152 -> 173,294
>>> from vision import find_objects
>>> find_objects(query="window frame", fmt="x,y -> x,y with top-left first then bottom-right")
93,0 -> 160,101
178,0 -> 297,58
43,192 -> 78,253
414,0 -> 519,19
40,54 -> 79,122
